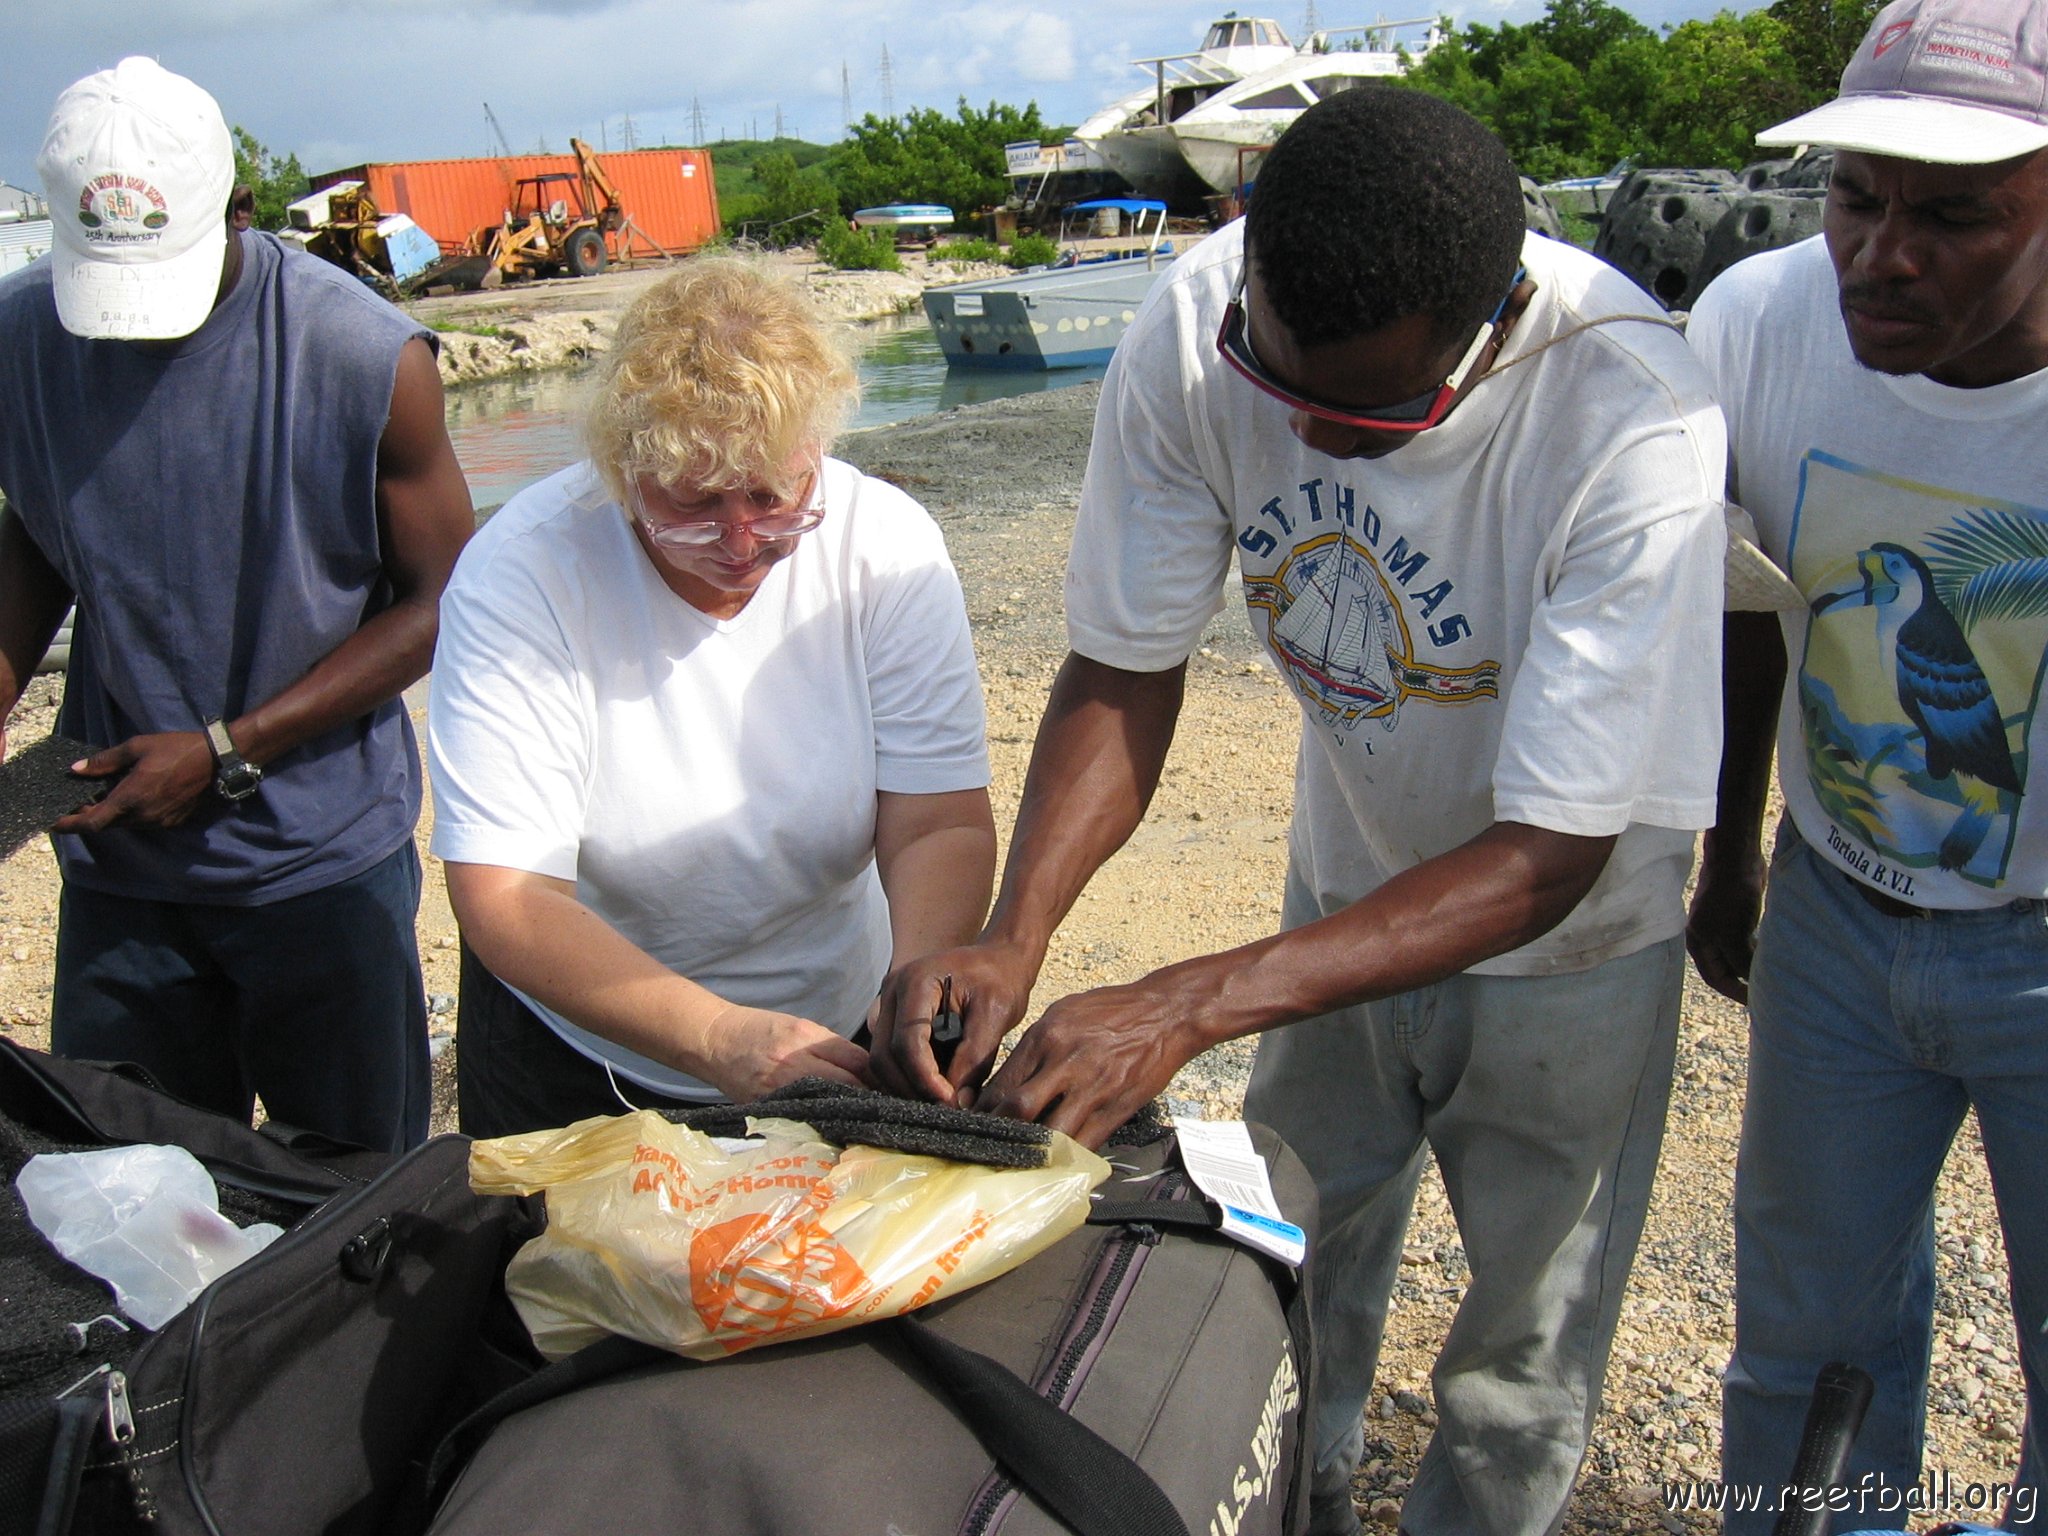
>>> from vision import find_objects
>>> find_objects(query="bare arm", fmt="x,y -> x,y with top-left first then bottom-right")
873,787 -> 997,968
977,820 -> 1615,1147
1686,611 -> 1786,1003
445,862 -> 867,1100
0,505 -> 73,763
871,652 -> 1186,1101
55,338 -> 474,831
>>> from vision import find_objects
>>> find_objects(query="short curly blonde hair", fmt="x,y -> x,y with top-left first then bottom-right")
584,256 -> 859,507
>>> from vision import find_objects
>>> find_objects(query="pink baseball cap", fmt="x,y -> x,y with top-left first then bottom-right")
35,58 -> 235,340
1759,0 -> 2048,165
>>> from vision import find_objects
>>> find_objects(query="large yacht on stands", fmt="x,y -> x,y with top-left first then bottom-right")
1172,19 -> 1439,195
1075,14 -> 1439,207
1073,16 -> 1297,210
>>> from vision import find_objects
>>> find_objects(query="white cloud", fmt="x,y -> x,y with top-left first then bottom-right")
1013,12 -> 1079,83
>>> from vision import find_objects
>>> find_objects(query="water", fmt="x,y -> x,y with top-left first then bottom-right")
444,312 -> 1107,509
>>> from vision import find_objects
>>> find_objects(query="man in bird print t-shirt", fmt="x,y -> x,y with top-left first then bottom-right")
1685,1 -> 2048,1528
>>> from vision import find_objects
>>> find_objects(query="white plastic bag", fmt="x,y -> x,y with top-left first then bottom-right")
16,1144 -> 284,1329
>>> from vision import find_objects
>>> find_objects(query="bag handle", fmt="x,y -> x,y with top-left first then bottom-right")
891,1315 -> 1192,1536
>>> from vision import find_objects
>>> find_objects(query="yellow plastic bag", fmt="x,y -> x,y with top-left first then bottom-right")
469,1110 -> 1109,1361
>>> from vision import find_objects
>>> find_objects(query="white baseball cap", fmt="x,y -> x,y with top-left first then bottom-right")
1759,0 -> 2048,165
35,57 -> 235,340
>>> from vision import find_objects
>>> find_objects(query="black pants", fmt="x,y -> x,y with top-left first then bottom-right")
454,943 -> 707,1139
51,844 -> 430,1152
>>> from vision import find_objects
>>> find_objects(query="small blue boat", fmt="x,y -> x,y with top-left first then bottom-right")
851,203 -> 955,231
922,198 -> 1180,371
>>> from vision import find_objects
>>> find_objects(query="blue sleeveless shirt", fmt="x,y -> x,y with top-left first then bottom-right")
0,232 -> 436,905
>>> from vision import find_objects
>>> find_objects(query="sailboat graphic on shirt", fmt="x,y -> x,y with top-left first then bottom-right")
1244,531 -> 1500,737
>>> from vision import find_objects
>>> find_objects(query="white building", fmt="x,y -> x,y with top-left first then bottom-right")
0,219 -> 53,277
0,182 -> 45,219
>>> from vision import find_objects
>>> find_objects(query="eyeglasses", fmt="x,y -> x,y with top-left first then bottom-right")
1216,266 -> 1525,433
630,460 -> 826,549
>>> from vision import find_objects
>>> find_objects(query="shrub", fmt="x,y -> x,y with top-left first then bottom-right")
1004,233 -> 1059,269
816,215 -> 903,272
930,237 -> 1002,264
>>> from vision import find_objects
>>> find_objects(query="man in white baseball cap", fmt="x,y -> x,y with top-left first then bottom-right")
0,59 -> 474,1154
36,55 -> 239,340
1687,1 -> 2048,1527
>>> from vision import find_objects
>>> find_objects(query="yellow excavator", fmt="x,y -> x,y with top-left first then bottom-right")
472,137 -> 625,286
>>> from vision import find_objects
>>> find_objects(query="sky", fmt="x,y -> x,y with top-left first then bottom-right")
5,0 -> 1738,195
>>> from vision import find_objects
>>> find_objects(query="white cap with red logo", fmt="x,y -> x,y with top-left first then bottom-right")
1759,0 -> 2048,165
35,57 -> 235,340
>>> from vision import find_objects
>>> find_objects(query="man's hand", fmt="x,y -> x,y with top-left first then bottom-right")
52,731 -> 215,832
702,1004 -> 870,1101
1687,852 -> 1766,1004
869,937 -> 1040,1104
975,976 -> 1201,1151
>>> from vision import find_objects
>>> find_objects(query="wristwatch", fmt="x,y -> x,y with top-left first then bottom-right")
203,718 -> 263,802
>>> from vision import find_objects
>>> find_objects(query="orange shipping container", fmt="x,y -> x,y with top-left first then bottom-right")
310,147 -> 720,258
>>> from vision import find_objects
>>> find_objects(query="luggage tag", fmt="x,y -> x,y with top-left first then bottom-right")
1172,1117 -> 1307,1268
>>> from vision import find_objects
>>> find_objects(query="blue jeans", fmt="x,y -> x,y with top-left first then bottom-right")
1723,830 -> 2047,1534
1244,861 -> 1684,1536
50,843 -> 430,1152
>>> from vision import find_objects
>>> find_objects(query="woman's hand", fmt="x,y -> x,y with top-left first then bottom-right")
447,862 -> 868,1097
701,1003 -> 870,1101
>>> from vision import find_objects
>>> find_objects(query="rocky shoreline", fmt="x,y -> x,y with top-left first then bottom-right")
411,247 -> 1007,387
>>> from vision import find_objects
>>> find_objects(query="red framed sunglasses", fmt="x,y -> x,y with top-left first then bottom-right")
1216,264 -> 1525,433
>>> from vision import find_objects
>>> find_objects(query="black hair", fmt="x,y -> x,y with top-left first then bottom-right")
1244,85 -> 1525,349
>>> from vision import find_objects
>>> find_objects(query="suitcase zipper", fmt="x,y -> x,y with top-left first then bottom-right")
58,1362 -> 136,1446
959,1167 -> 1185,1536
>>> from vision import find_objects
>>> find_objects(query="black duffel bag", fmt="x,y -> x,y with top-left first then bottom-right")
0,1040 -> 531,1536
424,1121 -> 1318,1536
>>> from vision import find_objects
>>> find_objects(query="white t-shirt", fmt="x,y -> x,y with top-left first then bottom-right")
428,458 -> 991,1098
1065,224 -> 1727,974
1690,237 -> 2048,907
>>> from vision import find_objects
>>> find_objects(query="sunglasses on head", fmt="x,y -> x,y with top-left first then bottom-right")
1216,265 -> 1525,433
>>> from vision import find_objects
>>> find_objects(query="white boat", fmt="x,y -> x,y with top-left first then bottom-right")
1073,16 -> 1298,207
922,199 -> 1184,371
1170,18 -> 1440,195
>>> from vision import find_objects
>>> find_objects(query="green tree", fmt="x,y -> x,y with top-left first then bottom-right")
1768,0 -> 1884,102
827,99 -> 1055,216
230,127 -> 307,231
750,150 -> 840,243
1531,0 -> 1653,71
1636,10 -> 1805,168
1401,0 -> 1821,177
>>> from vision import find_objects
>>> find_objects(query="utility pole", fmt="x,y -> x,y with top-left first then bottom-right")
1301,0 -> 1320,42
841,62 -> 853,133
689,96 -> 708,146
621,113 -> 639,151
773,103 -> 784,141
878,44 -> 895,118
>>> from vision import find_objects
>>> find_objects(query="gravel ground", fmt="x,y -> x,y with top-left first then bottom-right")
0,382 -> 2029,1533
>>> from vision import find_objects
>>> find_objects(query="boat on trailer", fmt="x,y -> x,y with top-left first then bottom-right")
922,199 -> 1180,371
850,204 -> 955,236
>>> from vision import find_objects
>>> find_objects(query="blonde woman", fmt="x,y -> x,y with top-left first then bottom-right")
427,259 -> 995,1137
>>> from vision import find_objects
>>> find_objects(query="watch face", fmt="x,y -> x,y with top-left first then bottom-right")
215,761 -> 262,801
